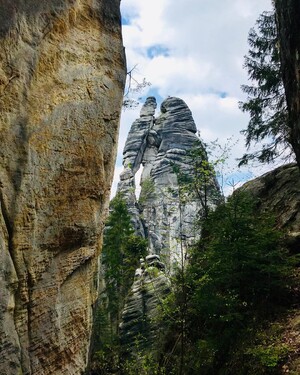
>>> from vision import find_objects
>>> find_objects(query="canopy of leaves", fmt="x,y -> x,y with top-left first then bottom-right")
160,191 -> 297,374
239,11 -> 290,165
183,191 -> 296,373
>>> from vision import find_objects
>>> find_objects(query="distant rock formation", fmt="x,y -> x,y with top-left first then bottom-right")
117,96 -> 221,271
0,1 -> 126,374
117,96 -> 221,359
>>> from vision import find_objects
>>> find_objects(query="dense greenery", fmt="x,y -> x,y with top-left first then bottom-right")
92,184 -> 297,375
161,191 -> 297,375
92,194 -> 147,373
171,140 -> 223,224
239,11 -> 290,165
102,194 -> 147,330
92,6 -> 300,374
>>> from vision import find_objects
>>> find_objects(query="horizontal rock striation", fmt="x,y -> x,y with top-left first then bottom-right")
0,1 -> 126,374
117,97 -> 221,358
117,96 -> 221,270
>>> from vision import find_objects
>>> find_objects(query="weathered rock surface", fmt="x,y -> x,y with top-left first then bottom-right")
117,97 -> 220,359
120,255 -> 171,358
241,163 -> 300,252
241,163 -> 300,374
0,1 -> 126,374
117,97 -> 221,271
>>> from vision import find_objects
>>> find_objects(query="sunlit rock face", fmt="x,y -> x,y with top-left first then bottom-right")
117,96 -> 221,271
0,1 -> 126,374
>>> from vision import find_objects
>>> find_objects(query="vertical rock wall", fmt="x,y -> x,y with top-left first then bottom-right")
0,1 -> 126,374
117,97 -> 221,359
120,255 -> 171,358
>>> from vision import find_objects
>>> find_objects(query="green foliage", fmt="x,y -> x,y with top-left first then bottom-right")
190,191 -> 292,309
92,194 -> 147,373
102,194 -> 147,326
123,355 -> 162,375
171,140 -> 222,221
139,177 -> 156,205
123,343 -> 169,375
235,322 -> 291,374
161,190 -> 297,374
239,11 -> 290,165
246,342 -> 289,369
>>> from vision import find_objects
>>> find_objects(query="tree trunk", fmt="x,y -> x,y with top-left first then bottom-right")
275,0 -> 300,167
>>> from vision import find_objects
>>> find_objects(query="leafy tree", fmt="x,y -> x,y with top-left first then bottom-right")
239,11 -> 291,165
184,190 -> 296,373
163,141 -> 223,374
92,194 -> 147,373
172,140 -> 222,223
101,194 -> 147,332
160,190 -> 297,374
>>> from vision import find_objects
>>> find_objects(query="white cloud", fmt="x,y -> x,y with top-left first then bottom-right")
112,0 -> 274,197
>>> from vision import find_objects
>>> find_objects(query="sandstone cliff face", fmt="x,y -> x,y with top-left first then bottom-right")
242,163 -> 300,251
117,97 -> 221,271
0,1 -> 126,374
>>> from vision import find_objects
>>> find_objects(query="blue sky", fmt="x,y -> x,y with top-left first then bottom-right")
112,0 -> 275,197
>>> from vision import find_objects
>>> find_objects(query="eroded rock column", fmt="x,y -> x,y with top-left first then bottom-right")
117,97 -> 221,271
0,1 -> 126,374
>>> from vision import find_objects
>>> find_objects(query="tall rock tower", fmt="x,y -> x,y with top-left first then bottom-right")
117,96 -> 221,271
117,97 -> 221,359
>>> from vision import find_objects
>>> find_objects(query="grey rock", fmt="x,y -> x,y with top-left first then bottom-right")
119,256 -> 171,359
146,254 -> 161,262
241,163 -> 300,252
140,96 -> 157,117
117,97 -> 221,359
117,96 -> 221,271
